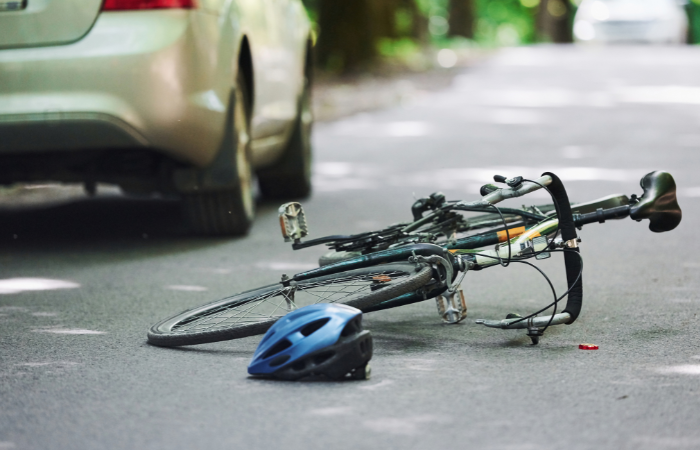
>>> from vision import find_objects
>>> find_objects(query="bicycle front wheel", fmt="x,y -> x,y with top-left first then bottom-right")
147,262 -> 432,347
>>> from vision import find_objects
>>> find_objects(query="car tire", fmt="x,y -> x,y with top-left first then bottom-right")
257,69 -> 312,200
182,71 -> 255,236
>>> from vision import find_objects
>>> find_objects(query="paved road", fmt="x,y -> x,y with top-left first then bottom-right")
1,45 -> 699,450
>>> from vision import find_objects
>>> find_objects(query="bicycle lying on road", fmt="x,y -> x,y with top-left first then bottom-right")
148,170 -> 681,347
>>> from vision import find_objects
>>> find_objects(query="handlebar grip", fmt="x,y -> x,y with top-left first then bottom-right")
479,184 -> 499,196
574,205 -> 631,227
542,172 -> 583,324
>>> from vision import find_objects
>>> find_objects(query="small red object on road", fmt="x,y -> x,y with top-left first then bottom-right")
579,344 -> 599,350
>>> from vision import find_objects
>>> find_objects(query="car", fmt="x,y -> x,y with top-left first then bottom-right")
0,0 -> 313,236
573,0 -> 688,44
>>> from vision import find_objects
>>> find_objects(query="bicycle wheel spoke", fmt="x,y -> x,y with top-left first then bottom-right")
170,269 -> 410,334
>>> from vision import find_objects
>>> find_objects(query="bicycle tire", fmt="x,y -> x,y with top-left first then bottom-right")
147,262 -> 432,347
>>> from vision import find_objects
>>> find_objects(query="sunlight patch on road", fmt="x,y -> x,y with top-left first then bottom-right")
313,163 -> 643,193
359,379 -> 394,391
404,358 -> 437,372
32,327 -> 106,335
362,414 -> 444,436
476,89 -> 580,108
308,407 -> 353,416
0,278 -> 79,295
166,285 -> 207,292
616,86 -> 700,105
328,119 -> 433,137
484,108 -> 545,125
193,268 -> 233,275
386,121 -> 432,136
254,262 -> 316,271
657,365 -> 700,375
16,361 -> 79,368
453,84 -> 700,109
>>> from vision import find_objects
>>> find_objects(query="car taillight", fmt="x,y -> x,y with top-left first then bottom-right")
102,0 -> 195,10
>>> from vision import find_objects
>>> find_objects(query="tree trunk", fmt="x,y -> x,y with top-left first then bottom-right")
371,0 -> 399,39
316,0 -> 378,72
448,0 -> 475,39
536,0 -> 573,43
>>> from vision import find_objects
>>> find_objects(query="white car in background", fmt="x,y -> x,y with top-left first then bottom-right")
0,0 -> 313,236
574,0 -> 688,44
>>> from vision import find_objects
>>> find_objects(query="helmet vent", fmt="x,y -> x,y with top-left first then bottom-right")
313,351 -> 335,365
341,318 -> 362,337
300,318 -> 330,336
359,337 -> 371,355
269,354 -> 291,367
263,339 -> 292,359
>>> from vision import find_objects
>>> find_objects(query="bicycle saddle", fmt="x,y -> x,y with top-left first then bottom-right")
629,171 -> 682,232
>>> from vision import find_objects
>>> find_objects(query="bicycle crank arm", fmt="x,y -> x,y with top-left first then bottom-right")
475,312 -> 571,329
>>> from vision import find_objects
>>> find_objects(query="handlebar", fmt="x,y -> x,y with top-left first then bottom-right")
479,174 -> 553,205
574,205 -> 631,226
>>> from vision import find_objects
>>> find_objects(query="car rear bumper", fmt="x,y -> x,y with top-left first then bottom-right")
0,9 -> 229,167
0,112 -> 148,153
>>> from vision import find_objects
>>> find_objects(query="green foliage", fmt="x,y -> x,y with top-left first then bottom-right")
689,2 -> 700,43
475,0 -> 536,45
415,0 -> 536,45
305,0 -> 700,73
378,37 -> 420,58
301,0 -> 318,21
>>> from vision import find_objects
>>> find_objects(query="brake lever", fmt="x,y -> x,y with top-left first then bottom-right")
475,313 -> 572,345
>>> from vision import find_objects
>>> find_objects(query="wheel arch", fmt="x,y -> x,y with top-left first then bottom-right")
237,35 -> 254,116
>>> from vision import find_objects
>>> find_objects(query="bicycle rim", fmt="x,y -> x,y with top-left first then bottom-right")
147,262 -> 432,346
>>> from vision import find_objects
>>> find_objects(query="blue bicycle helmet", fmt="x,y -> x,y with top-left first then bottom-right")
248,303 -> 373,381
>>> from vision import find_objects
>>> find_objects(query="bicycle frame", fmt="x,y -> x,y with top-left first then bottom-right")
280,170 -> 680,344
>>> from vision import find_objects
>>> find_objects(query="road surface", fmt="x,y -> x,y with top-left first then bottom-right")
1,45 -> 699,450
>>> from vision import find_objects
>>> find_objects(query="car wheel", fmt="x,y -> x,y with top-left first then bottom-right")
257,71 -> 312,199
182,71 -> 255,236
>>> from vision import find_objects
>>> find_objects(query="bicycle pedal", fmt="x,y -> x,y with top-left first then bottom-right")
278,202 -> 308,243
435,290 -> 467,324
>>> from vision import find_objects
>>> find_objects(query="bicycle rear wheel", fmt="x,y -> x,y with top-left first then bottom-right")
147,262 -> 432,347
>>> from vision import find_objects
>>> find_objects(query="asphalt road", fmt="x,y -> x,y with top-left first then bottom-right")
1,45 -> 699,450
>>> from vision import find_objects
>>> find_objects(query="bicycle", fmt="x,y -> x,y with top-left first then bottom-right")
147,170 -> 681,347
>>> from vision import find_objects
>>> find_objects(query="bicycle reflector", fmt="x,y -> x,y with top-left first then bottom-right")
579,344 -> 599,350
102,0 -> 196,10
279,202 -> 308,243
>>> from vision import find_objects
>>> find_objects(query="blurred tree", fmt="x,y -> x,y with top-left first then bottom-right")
399,0 -> 429,42
315,0 -> 377,72
304,0 -> 579,74
314,0 -> 428,73
448,0 -> 475,38
536,0 -> 573,43
689,0 -> 700,43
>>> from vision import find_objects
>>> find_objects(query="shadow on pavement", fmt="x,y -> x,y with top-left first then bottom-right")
0,195 -> 281,255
